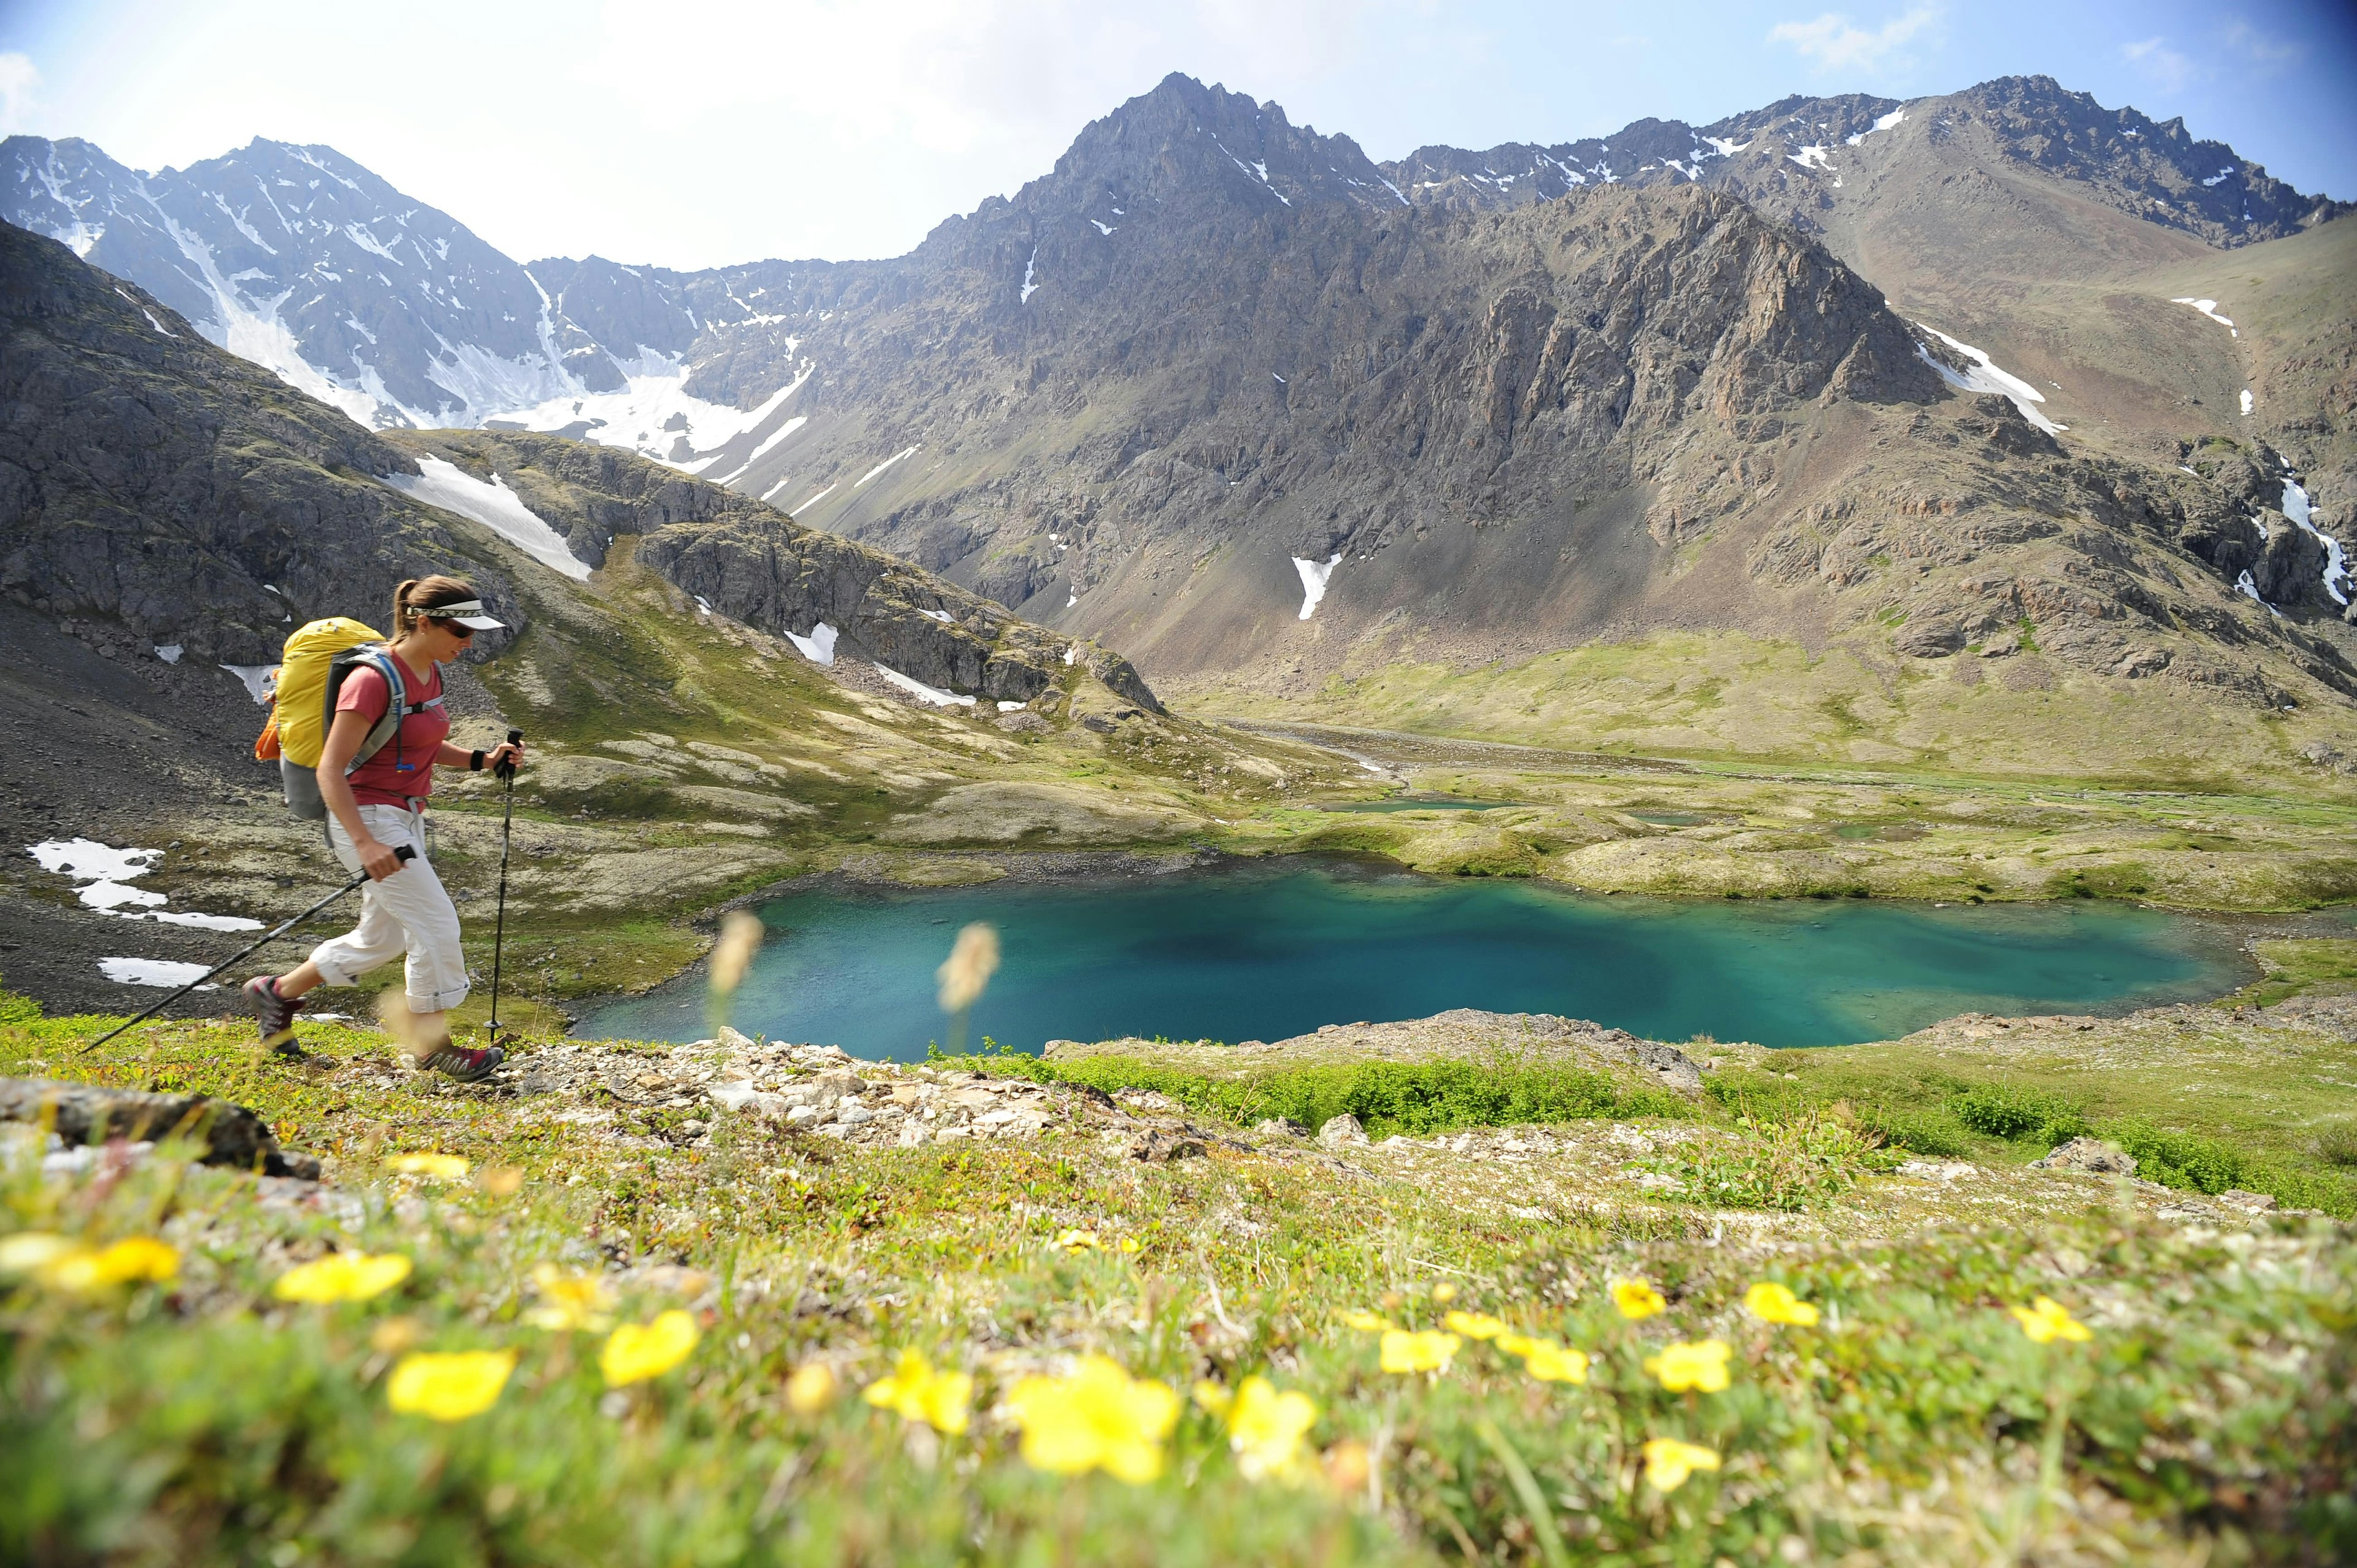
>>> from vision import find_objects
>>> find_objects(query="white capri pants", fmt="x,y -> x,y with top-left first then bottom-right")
307,804 -> 471,1013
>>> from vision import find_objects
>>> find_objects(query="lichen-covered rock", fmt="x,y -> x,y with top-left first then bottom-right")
2030,1137 -> 2138,1176
1318,1114 -> 1369,1149
0,1076 -> 318,1179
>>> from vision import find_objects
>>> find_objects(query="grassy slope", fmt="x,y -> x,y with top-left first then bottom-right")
3,982 -> 2351,1566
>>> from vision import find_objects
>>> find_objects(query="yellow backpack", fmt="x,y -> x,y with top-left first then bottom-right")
253,618 -> 438,818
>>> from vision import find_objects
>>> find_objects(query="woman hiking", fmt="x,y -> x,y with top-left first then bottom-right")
244,575 -> 524,1079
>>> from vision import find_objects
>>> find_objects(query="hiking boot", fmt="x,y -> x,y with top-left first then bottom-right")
418,1043 -> 505,1083
242,976 -> 303,1056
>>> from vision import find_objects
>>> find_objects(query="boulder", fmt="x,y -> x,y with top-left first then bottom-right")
1128,1127 -> 1206,1163
1252,1118 -> 1308,1140
1317,1114 -> 1369,1149
2030,1137 -> 2137,1176
0,1076 -> 319,1180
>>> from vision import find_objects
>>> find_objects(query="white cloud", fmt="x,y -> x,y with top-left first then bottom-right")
1768,4 -> 1941,73
0,52 -> 38,135
2123,35 -> 2194,92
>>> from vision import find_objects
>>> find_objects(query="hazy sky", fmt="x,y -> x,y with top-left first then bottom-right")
4,1 -> 2351,269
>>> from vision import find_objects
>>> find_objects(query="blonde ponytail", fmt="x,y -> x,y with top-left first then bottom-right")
390,578 -> 422,636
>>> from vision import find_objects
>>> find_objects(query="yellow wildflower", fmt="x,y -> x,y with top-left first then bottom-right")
1644,1339 -> 1733,1393
387,1348 -> 516,1420
1118,1237 -> 1142,1254
1611,1278 -> 1667,1319
1226,1375 -> 1319,1482
1007,1355 -> 1180,1483
1051,1229 -> 1102,1252
522,1264 -> 615,1331
41,1237 -> 180,1292
1379,1329 -> 1461,1375
1192,1380 -> 1234,1415
785,1362 -> 838,1414
0,1232 -> 75,1275
2010,1296 -> 2093,1345
863,1349 -> 973,1435
1744,1281 -> 1820,1326
370,1316 -> 424,1354
1339,1309 -> 1395,1332
1522,1342 -> 1592,1384
273,1251 -> 411,1304
1640,1437 -> 1722,1492
601,1310 -> 700,1386
937,922 -> 1000,1011
1442,1310 -> 1508,1340
1430,1282 -> 1458,1303
389,1153 -> 470,1180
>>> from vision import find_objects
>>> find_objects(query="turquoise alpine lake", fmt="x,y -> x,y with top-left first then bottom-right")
579,860 -> 2260,1061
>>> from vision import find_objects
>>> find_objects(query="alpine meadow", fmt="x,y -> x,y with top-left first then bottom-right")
4,15 -> 2357,1567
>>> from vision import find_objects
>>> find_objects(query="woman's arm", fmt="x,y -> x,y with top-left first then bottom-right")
317,708 -> 404,881
432,738 -> 525,771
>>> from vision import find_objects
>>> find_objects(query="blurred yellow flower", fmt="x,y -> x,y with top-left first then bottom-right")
387,1349 -> 516,1421
2011,1296 -> 2093,1345
476,1165 -> 525,1197
1379,1329 -> 1461,1375
937,922 -> 1000,1012
370,1316 -> 424,1354
522,1264 -> 615,1331
601,1310 -> 700,1386
863,1349 -> 973,1435
389,1153 -> 470,1180
1227,1375 -> 1319,1482
0,1232 -> 75,1275
273,1251 -> 411,1304
1339,1309 -> 1395,1332
1442,1310 -> 1507,1340
1430,1282 -> 1458,1303
1641,1437 -> 1722,1492
1744,1281 -> 1820,1326
1522,1342 -> 1592,1384
1051,1229 -> 1102,1252
1118,1237 -> 1142,1254
709,910 -> 764,996
1323,1439 -> 1372,1496
1644,1339 -> 1733,1393
40,1237 -> 180,1292
1007,1355 -> 1180,1483
1193,1379 -> 1234,1415
1611,1278 -> 1666,1320
785,1362 -> 838,1414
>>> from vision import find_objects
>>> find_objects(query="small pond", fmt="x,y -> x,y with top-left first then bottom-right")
579,860 -> 2258,1061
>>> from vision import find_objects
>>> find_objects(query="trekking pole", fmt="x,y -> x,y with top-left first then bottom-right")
486,728 -> 523,1041
82,846 -> 415,1054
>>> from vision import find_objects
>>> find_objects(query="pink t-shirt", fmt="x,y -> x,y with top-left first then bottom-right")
335,654 -> 449,808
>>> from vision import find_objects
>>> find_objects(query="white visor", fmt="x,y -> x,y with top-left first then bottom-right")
421,598 -> 506,631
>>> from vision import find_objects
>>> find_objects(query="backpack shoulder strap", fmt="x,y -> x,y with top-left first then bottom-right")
346,651 -> 408,775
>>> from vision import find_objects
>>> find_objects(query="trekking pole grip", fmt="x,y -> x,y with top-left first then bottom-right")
496,728 -> 522,782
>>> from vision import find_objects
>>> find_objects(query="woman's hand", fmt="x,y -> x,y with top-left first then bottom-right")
356,836 -> 406,882
484,738 -> 525,774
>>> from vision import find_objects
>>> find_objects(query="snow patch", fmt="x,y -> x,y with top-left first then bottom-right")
1915,325 -> 2065,434
1789,144 -> 1832,170
1293,553 -> 1341,620
2170,297 -> 2238,338
784,622 -> 838,666
30,838 -> 263,931
2240,388 -> 2254,416
1700,136 -> 1751,157
855,445 -> 921,488
221,665 -> 277,704
1090,219 -> 1115,235
152,644 -> 183,665
99,957 -> 218,989
382,456 -> 590,581
873,665 -> 975,706
918,608 -> 953,623
997,700 -> 1027,713
1020,247 -> 1040,304
2282,479 -> 2351,606
1846,108 -> 1906,146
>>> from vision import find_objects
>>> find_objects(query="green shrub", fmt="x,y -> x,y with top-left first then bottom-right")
2311,1121 -> 2357,1169
1639,1116 -> 1903,1211
958,1052 -> 1686,1137
1952,1083 -> 2088,1145
1856,1104 -> 1970,1158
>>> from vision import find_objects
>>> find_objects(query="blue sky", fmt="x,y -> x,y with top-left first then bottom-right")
2,1 -> 2350,269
